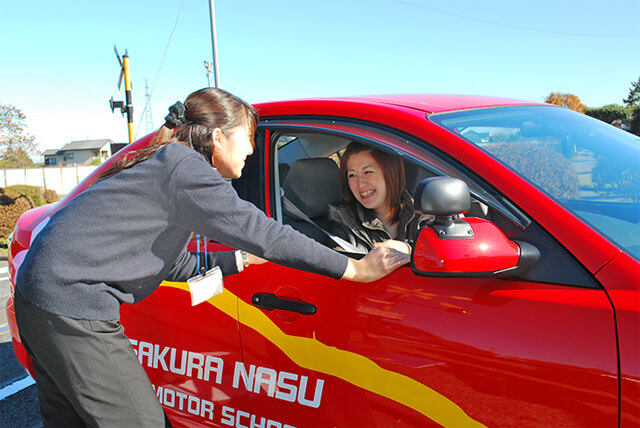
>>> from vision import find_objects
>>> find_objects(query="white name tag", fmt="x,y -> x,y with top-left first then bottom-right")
187,266 -> 223,306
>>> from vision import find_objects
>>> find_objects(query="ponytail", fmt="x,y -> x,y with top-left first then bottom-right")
98,88 -> 257,180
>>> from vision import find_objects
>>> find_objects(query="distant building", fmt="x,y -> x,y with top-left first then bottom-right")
42,149 -> 64,166
43,139 -> 126,167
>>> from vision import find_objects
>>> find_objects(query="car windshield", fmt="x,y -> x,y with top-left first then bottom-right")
430,105 -> 640,261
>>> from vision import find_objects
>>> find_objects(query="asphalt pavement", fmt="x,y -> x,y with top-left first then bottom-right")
0,260 -> 42,427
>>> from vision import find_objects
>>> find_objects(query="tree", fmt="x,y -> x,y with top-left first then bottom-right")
0,104 -> 37,168
630,107 -> 640,136
585,104 -> 633,125
544,92 -> 586,113
0,147 -> 34,168
623,76 -> 640,107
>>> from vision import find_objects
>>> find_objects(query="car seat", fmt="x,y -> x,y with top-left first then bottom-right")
278,162 -> 291,186
404,162 -> 434,195
281,158 -> 342,245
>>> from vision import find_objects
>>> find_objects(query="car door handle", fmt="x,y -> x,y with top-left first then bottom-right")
252,293 -> 316,315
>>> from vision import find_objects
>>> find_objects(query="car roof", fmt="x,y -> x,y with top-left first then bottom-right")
255,94 -> 543,116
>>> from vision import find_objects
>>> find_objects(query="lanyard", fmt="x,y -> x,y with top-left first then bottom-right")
195,234 -> 209,274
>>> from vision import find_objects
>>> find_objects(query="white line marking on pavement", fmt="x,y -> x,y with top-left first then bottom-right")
0,374 -> 36,401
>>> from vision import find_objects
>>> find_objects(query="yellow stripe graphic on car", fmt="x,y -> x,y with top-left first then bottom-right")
161,281 -> 485,428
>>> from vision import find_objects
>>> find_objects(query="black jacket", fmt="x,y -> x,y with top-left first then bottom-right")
328,191 -> 433,253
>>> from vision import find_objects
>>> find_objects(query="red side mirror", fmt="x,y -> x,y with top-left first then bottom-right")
411,176 -> 538,277
412,217 -> 521,276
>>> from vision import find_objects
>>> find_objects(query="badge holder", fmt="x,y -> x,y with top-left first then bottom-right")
188,234 -> 224,306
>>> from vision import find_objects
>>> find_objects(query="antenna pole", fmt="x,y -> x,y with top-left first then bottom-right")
204,61 -> 214,88
208,0 -> 219,88
144,79 -> 154,134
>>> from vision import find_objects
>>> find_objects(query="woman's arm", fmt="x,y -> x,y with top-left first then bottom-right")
170,155 -> 409,283
170,155 -> 349,279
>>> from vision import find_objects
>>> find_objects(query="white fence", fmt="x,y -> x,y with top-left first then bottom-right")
0,166 -> 98,196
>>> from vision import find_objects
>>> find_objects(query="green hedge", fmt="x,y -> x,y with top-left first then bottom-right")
585,104 -> 640,136
43,188 -> 59,204
0,187 -> 35,241
585,104 -> 634,124
7,184 -> 44,206
0,185 -> 58,243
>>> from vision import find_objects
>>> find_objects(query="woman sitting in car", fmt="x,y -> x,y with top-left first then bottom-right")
328,141 -> 433,254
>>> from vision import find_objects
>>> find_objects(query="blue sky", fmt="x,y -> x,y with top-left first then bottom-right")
2,0 -> 639,154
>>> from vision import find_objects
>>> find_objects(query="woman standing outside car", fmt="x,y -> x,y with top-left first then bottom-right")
14,88 -> 409,427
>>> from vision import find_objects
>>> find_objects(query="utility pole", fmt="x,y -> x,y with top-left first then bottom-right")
144,79 -> 154,134
109,45 -> 134,144
208,0 -> 219,88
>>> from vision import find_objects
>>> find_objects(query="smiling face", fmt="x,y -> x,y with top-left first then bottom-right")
346,151 -> 390,219
211,121 -> 254,179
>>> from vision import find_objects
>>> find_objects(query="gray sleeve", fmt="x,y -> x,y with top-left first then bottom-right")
168,154 -> 349,280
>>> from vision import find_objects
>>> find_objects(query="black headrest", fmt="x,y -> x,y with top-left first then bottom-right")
282,158 -> 341,218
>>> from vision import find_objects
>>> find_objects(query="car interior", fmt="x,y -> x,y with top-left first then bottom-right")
273,131 -> 493,254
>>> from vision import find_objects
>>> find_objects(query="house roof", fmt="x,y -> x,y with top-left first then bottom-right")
42,149 -> 62,156
61,139 -> 114,151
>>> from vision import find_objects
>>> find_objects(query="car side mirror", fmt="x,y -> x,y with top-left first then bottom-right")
411,177 -> 539,277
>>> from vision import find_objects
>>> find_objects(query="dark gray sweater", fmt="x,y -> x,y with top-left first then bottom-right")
17,143 -> 348,320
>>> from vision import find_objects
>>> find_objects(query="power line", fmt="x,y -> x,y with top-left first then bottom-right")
393,0 -> 640,39
135,0 -> 185,139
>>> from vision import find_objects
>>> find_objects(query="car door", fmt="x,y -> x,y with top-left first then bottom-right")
232,122 -> 618,427
120,243 -> 250,427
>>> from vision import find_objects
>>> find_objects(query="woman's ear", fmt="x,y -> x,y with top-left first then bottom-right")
212,128 -> 225,150
210,128 -> 225,167
211,128 -> 225,166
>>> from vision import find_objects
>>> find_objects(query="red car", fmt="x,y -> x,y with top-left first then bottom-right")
6,95 -> 640,427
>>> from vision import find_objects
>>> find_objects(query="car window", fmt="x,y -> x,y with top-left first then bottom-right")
431,105 -> 640,261
271,130 -> 495,254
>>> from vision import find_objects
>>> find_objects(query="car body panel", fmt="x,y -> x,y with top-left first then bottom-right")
121,279 -> 251,425
5,94 -> 638,427
595,251 -> 640,427
6,203 -> 55,375
254,94 -> 535,116
234,263 -> 618,427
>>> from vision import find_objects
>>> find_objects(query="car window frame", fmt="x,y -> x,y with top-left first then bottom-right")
259,118 -> 531,230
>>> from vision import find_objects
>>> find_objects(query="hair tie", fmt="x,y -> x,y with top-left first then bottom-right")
164,101 -> 186,129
